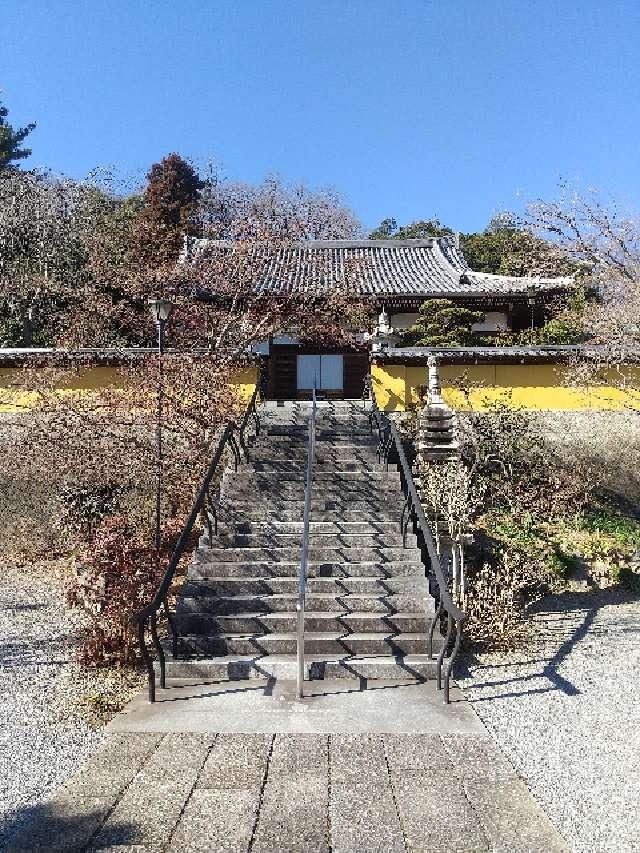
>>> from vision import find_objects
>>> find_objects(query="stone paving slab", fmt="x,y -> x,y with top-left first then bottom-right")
167,788 -> 261,853
330,782 -> 406,853
2,732 -> 570,853
253,778 -> 330,853
441,733 -> 518,781
385,732 -> 454,774
329,733 -> 387,784
391,772 -> 489,853
197,733 -> 271,789
89,774 -> 198,849
465,779 -> 571,853
268,732 -> 328,778
3,791 -> 115,853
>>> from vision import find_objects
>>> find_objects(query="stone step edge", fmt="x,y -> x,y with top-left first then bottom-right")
174,610 -> 432,619
163,654 -> 440,679
173,631 -> 430,641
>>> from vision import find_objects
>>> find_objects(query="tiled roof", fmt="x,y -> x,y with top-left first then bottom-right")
186,237 -> 574,299
373,345 -> 627,363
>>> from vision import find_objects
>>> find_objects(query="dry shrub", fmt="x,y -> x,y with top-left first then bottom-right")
2,355 -> 243,545
464,559 -> 547,649
1,355 -> 244,664
67,515 -> 188,665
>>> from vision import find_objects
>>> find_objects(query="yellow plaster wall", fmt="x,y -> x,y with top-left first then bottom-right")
0,364 -> 259,413
228,365 -> 259,402
371,361 -> 640,412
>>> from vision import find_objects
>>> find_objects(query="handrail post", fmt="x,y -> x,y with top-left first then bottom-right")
296,601 -> 305,698
297,386 -> 316,699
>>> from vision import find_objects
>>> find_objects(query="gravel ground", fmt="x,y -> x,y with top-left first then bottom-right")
0,558 -> 141,849
458,586 -> 640,853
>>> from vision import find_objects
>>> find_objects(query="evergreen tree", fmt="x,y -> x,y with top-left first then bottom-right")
0,98 -> 36,170
133,153 -> 204,267
369,217 -> 453,240
401,299 -> 484,347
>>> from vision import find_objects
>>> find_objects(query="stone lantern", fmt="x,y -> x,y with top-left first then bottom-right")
416,356 -> 459,464
367,306 -> 399,351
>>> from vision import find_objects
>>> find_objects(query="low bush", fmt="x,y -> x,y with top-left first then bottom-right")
615,566 -> 640,594
411,400 -> 640,649
56,481 -> 123,543
67,515 -> 186,666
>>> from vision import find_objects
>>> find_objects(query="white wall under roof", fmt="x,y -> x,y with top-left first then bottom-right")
390,313 -> 419,330
472,311 -> 509,332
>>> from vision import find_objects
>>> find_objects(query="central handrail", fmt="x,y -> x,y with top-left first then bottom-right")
367,380 -> 465,703
296,386 -> 317,698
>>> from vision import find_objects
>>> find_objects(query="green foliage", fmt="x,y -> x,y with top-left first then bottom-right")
615,567 -> 640,594
369,212 -> 576,283
548,547 -> 581,581
369,218 -> 398,239
400,298 -> 484,346
369,218 -> 453,240
0,98 -> 36,170
492,316 -> 584,347
459,229 -> 515,275
577,510 -> 640,548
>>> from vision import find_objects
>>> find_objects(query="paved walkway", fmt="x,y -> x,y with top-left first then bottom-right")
2,678 -> 570,853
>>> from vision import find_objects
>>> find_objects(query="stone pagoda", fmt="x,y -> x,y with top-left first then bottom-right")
417,355 -> 459,463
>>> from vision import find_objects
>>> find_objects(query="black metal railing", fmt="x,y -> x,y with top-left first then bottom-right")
367,381 -> 465,704
296,386 -> 317,698
135,381 -> 263,702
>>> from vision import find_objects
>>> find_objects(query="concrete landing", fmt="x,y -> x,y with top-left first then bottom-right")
108,678 -> 485,734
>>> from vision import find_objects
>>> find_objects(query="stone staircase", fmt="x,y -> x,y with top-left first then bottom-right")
165,400 -> 441,682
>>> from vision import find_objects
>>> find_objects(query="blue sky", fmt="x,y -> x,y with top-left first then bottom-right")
2,0 -> 639,232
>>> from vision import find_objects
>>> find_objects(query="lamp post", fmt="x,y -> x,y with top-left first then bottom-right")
526,285 -> 538,344
148,298 -> 174,551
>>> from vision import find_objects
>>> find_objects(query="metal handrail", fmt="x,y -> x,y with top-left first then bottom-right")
135,380 -> 263,702
296,386 -> 317,698
368,382 -> 465,704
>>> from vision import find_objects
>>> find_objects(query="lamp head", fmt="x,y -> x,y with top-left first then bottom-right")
148,298 -> 174,324
526,284 -> 539,306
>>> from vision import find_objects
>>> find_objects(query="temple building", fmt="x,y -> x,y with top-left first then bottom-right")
189,236 -> 575,400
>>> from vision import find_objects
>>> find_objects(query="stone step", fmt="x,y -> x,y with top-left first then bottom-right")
248,449 -> 381,462
199,546 -> 422,562
175,631 -> 429,656
216,532 -> 417,549
177,591 -> 432,614
233,521 -> 403,534
219,509 -> 404,522
230,469 -> 399,481
240,461 -> 385,473
164,653 -> 439,681
173,611 -> 433,635
225,482 -> 402,497
182,576 -> 429,596
221,498 -> 403,512
189,560 -> 424,579
267,427 -> 375,438
222,494 -> 403,509
249,443 -> 378,457
267,430 -> 374,440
